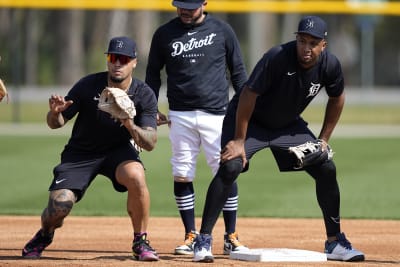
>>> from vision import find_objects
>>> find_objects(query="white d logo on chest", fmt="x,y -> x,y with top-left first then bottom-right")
307,82 -> 321,97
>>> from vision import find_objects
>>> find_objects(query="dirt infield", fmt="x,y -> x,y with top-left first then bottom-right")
1,216 -> 399,267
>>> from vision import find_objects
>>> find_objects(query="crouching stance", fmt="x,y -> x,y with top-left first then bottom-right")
193,16 -> 365,263
22,36 -> 159,261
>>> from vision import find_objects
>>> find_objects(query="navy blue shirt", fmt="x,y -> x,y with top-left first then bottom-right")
233,40 -> 344,129
61,72 -> 157,154
146,13 -> 247,115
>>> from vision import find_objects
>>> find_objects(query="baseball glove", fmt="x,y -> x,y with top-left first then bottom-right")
0,78 -> 8,103
288,139 -> 334,169
98,87 -> 136,121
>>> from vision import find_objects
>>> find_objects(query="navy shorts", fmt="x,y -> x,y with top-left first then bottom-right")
49,143 -> 142,201
221,113 -> 318,172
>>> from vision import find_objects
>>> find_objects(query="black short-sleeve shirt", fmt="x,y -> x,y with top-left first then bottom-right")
61,72 -> 157,154
243,40 -> 344,129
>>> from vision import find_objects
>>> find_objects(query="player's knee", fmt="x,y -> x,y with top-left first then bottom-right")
320,160 -> 336,176
306,160 -> 336,181
217,158 -> 243,185
48,189 -> 76,215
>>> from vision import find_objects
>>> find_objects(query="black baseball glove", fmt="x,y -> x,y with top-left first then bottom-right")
288,139 -> 334,169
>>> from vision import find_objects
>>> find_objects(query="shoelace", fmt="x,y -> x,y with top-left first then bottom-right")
197,236 -> 211,250
184,232 -> 197,245
135,239 -> 155,252
336,234 -> 353,250
226,232 -> 243,246
133,233 -> 156,253
229,237 -> 243,247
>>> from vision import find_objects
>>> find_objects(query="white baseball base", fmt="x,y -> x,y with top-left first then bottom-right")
230,248 -> 327,262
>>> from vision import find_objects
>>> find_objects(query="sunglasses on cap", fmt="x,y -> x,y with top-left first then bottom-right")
107,54 -> 133,65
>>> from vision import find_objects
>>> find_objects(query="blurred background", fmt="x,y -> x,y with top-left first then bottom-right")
0,0 -> 399,122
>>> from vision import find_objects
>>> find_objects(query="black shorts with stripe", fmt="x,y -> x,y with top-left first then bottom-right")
49,143 -> 142,201
221,113 -> 318,172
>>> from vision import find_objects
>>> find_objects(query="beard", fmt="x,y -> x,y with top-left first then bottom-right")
180,12 -> 203,28
109,75 -> 124,83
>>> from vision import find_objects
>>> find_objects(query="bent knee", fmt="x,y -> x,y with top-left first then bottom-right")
306,160 -> 337,181
116,162 -> 146,187
48,189 -> 76,215
50,189 -> 76,203
321,160 -> 336,174
220,158 -> 243,175
217,158 -> 243,185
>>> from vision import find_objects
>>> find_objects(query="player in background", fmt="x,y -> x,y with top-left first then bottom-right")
192,16 -> 365,263
146,0 -> 249,256
22,36 -> 159,261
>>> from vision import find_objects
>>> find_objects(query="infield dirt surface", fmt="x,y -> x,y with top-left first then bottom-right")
1,216 -> 399,267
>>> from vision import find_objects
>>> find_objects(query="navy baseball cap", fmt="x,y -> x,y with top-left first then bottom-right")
295,16 -> 327,39
172,0 -> 204,9
105,36 -> 137,58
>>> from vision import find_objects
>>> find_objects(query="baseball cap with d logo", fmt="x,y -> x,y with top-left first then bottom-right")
295,16 -> 327,39
105,36 -> 137,58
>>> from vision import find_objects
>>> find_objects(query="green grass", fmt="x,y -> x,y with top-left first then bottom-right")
1,135 -> 399,219
302,104 -> 400,125
1,101 -> 399,219
2,102 -> 400,124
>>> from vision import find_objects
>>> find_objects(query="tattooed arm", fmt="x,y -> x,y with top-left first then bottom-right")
120,119 -> 157,152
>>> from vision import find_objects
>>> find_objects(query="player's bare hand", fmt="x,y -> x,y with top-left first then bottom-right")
318,138 -> 329,151
48,94 -> 73,114
157,111 -> 170,127
220,139 -> 247,167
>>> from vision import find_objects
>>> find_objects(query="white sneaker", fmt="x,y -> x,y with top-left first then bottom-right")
325,233 -> 365,262
223,232 -> 250,255
175,231 -> 198,255
193,234 -> 214,263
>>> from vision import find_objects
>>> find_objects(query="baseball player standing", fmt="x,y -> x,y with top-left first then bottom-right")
22,36 -> 159,261
193,16 -> 365,263
145,0 -> 249,255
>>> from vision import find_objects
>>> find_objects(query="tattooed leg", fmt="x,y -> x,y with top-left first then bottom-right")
41,189 -> 77,234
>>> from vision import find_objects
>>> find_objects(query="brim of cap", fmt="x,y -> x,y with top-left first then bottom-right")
104,51 -> 136,58
295,31 -> 325,39
172,0 -> 203,9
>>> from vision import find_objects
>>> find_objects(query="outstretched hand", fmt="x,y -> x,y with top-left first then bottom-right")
48,94 -> 73,114
220,139 -> 247,168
